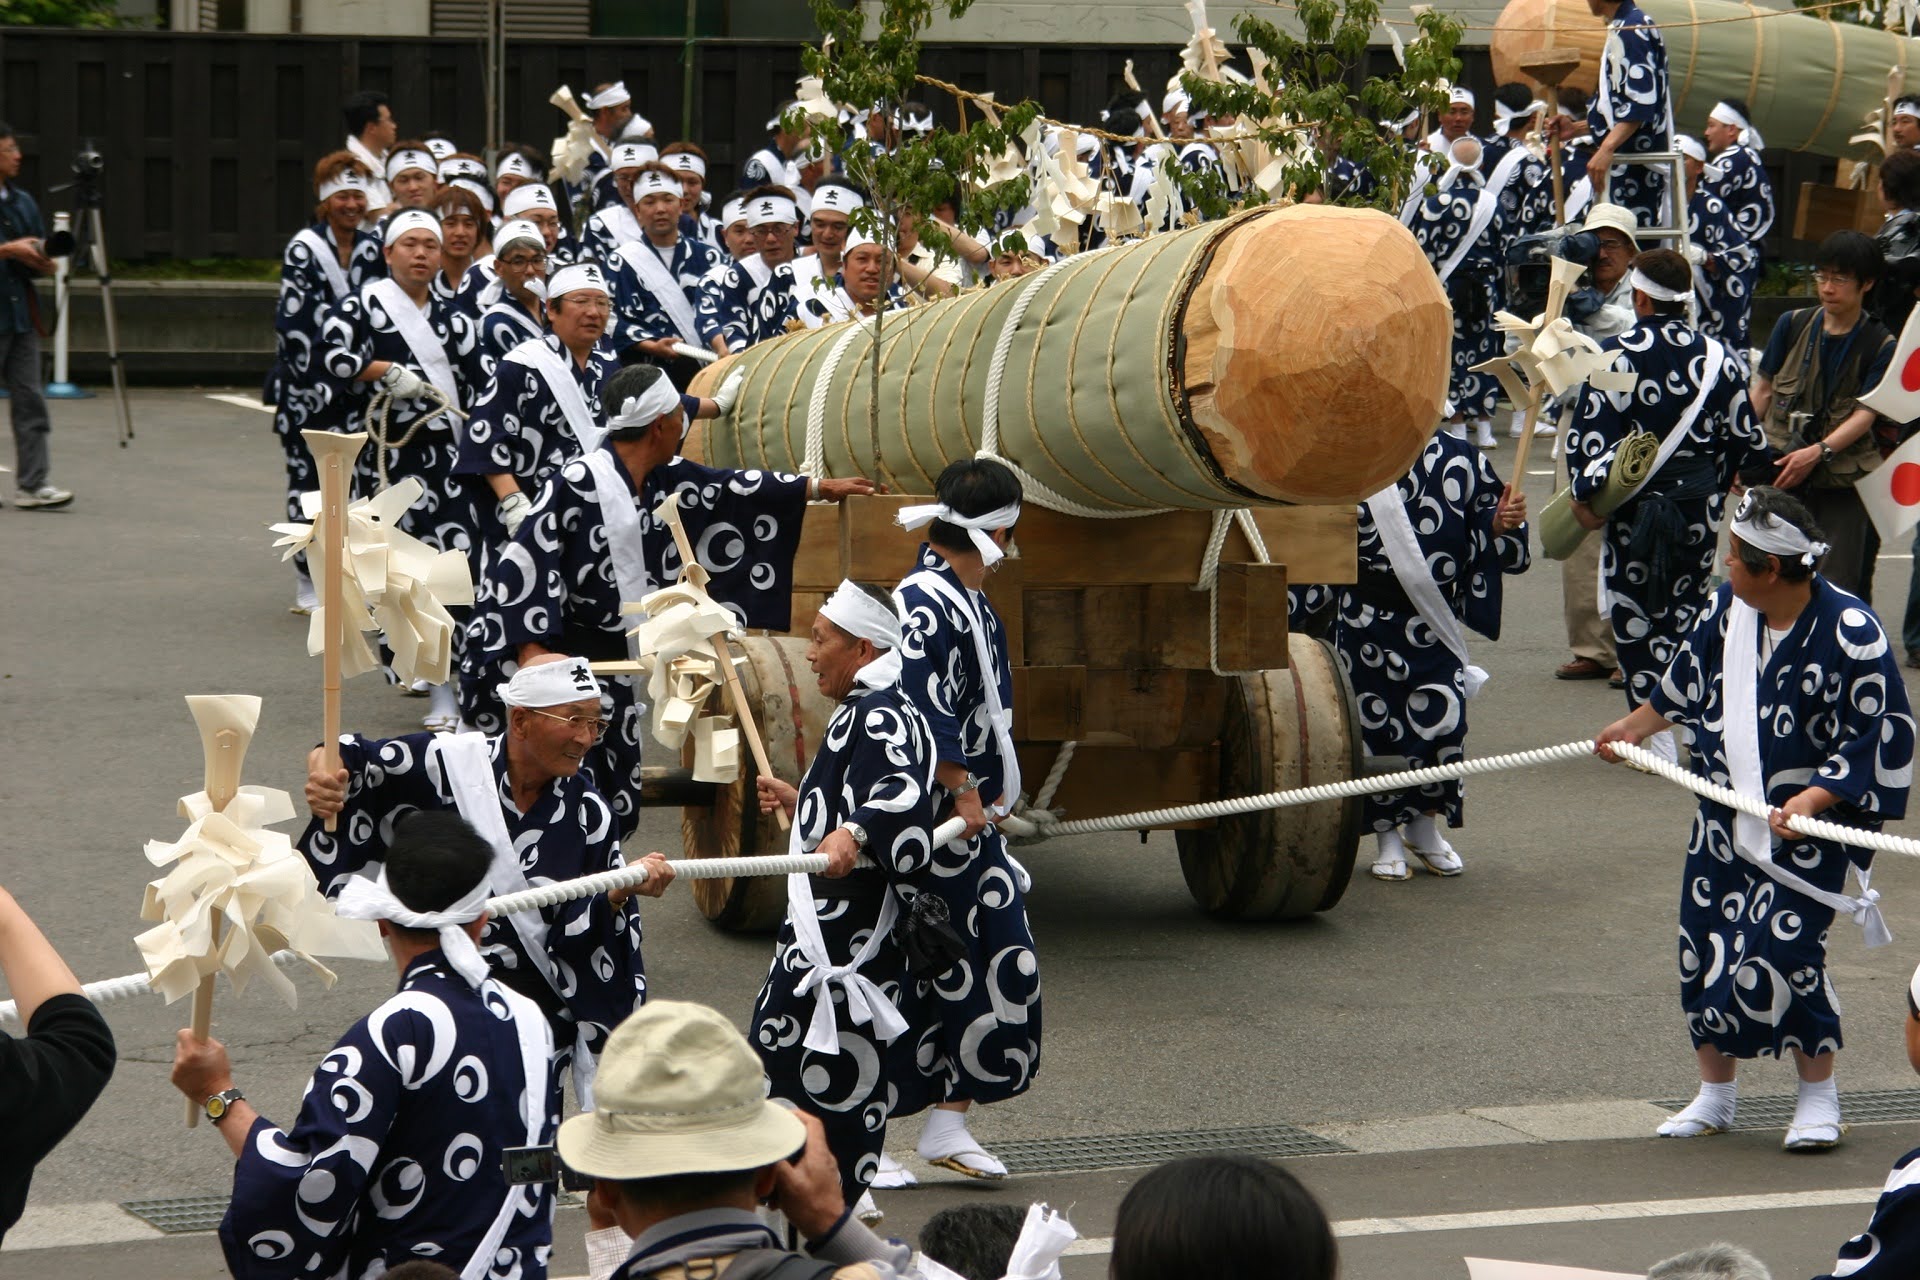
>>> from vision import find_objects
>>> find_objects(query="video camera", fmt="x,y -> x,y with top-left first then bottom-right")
1504,225 -> 1604,325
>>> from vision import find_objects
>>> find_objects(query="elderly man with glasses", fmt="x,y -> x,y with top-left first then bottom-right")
300,653 -> 675,1106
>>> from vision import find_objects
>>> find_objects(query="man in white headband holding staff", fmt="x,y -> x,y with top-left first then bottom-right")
750,580 -> 947,1204
606,163 -> 723,378
697,185 -> 802,355
459,364 -> 873,828
270,152 -> 385,614
174,811 -> 561,1278
1596,485 -> 1915,1151
1565,247 -> 1769,716
1698,97 -> 1773,351
890,458 -> 1040,1183
300,653 -> 672,1105
319,205 -> 491,728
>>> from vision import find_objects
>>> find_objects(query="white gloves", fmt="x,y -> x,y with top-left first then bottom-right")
379,364 -> 429,401
1682,240 -> 1707,266
711,368 -> 746,415
550,117 -> 596,185
498,491 -> 532,536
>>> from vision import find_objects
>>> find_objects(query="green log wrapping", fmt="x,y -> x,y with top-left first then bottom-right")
688,206 -> 1452,512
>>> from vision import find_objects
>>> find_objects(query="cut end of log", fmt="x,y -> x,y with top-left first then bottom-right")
1182,206 -> 1450,505
1492,0 -> 1603,96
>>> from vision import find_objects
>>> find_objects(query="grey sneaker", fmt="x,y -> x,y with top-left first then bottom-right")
14,485 -> 73,509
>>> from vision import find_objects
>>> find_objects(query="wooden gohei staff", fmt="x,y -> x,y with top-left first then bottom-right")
302,430 -> 364,833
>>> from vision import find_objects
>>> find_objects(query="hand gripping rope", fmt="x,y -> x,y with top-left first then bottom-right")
12,741 -> 1917,1023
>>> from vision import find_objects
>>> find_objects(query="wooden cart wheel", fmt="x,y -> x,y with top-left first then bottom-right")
1175,633 -> 1363,920
680,635 -> 836,932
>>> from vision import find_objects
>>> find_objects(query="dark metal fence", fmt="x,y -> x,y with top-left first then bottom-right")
0,27 -> 1822,263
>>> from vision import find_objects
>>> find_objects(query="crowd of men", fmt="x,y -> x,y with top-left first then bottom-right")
17,2 -> 1920,1275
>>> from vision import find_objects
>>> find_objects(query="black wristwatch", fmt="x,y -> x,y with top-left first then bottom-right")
205,1087 -> 245,1123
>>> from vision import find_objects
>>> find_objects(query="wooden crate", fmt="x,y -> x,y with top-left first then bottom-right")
1793,180 -> 1883,241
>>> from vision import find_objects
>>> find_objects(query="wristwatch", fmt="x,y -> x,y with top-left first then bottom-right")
204,1087 -> 245,1123
841,822 -> 870,850
951,772 -> 982,797
1818,440 -> 1836,464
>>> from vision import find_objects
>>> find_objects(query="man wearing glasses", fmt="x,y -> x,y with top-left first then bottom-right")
1750,231 -> 1895,597
299,653 -> 674,1105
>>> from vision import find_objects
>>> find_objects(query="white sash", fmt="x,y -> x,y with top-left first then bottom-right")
783,715 -> 909,1056
896,569 -> 1021,815
617,238 -> 702,345
1436,185 -> 1501,287
582,449 -> 652,657
591,204 -> 643,252
1398,154 -> 1443,226
1721,600 -> 1891,946
1481,143 -> 1532,212
296,227 -> 351,302
480,279 -> 544,344
368,278 -> 460,405
798,285 -> 859,330
461,979 -> 552,1280
740,254 -> 774,292
430,733 -> 601,1104
506,336 -> 600,453
1618,334 -> 1727,505
1364,482 -> 1490,700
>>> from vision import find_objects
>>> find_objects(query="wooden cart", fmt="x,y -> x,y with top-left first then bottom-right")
659,493 -> 1366,929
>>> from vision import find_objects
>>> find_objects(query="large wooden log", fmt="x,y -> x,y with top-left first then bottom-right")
1492,0 -> 1920,158
687,206 -> 1448,510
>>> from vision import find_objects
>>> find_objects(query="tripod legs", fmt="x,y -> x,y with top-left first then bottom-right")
85,206 -> 134,446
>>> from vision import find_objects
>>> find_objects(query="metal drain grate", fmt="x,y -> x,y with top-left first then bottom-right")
994,1123 -> 1353,1175
1653,1087 -> 1920,1130
121,1195 -> 230,1234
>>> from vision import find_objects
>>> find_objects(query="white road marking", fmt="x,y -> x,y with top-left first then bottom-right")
1527,470 -> 1555,476
204,392 -> 274,414
0,1201 -> 163,1251
1058,1186 -> 1884,1255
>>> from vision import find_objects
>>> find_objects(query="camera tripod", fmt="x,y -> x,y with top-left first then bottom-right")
46,160 -> 133,446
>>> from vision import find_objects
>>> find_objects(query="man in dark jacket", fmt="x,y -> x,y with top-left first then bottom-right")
0,123 -> 71,509
0,884 -> 117,1242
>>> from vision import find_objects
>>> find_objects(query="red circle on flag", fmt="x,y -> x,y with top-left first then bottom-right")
1903,348 -> 1920,393
1894,462 -> 1920,507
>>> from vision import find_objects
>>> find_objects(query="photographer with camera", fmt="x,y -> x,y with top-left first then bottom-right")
172,811 -> 561,1280
0,124 -> 71,510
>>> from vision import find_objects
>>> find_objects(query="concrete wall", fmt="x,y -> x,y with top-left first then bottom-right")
864,0 -> 1502,47
64,280 -> 277,385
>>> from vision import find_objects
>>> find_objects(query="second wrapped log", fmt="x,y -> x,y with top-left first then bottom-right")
687,205 -> 1448,511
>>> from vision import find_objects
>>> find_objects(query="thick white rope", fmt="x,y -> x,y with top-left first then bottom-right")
365,385 -> 467,490
1196,509 -> 1273,677
27,743 -> 1916,1022
802,318 -> 873,479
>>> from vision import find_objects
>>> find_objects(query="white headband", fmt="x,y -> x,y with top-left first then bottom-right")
386,148 -> 437,180
501,656 -> 602,708
318,170 -> 370,201
1899,103 -> 1920,123
546,262 -> 610,299
662,152 -> 707,178
1709,101 -> 1765,152
449,177 -> 495,212
722,197 -> 748,226
843,228 -> 879,255
633,170 -> 681,199
1675,134 -> 1707,163
611,142 -> 658,170
820,579 -> 904,690
896,500 -> 1022,566
1628,267 -> 1691,303
439,157 -> 486,182
606,378 -> 683,435
493,218 -> 545,256
896,108 -> 935,134
747,196 -> 799,227
584,82 -> 631,110
425,138 -> 457,160
812,184 -> 866,214
384,209 -> 443,247
495,152 -> 537,182
1492,99 -> 1544,132
1448,87 -> 1476,109
503,184 -> 557,218
1162,89 -> 1191,117
335,867 -> 491,989
1731,500 -> 1829,568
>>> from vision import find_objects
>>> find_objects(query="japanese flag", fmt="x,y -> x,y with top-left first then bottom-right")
1859,430 -> 1920,542
1860,301 -> 1920,423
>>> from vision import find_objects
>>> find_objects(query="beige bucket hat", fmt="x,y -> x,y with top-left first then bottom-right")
1580,201 -> 1640,249
558,1001 -> 808,1180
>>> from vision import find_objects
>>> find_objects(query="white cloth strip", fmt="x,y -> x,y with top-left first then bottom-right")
605,378 -> 683,439
819,579 -> 901,650
366,278 -> 460,406
895,501 -> 1022,566
747,196 -> 799,227
335,867 -> 492,987
633,170 -> 680,199
503,336 -> 598,452
615,238 -> 702,345
584,81 -> 630,110
663,153 -> 707,178
1731,513 -> 1828,567
897,569 -> 1023,815
294,228 -> 351,302
1364,483 -> 1490,699
382,209 -> 442,247
386,148 -> 436,180
581,449 -> 652,655
547,262 -> 609,299
1628,267 -> 1691,302
500,655 -> 601,707
318,171 -> 370,201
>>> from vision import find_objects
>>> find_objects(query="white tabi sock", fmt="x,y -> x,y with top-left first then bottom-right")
293,569 -> 318,612
1405,814 -> 1441,850
919,1109 -> 1007,1176
871,1152 -> 917,1190
1371,827 -> 1409,877
1788,1077 -> 1842,1142
1471,419 -> 1496,448
1658,1079 -> 1736,1137
1509,407 -> 1527,437
1445,421 -> 1467,440
426,682 -> 460,723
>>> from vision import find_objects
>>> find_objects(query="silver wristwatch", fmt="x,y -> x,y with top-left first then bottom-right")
841,822 -> 869,849
951,772 -> 982,797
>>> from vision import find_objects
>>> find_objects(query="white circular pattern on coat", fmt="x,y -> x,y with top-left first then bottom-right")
367,991 -> 460,1086
454,1053 -> 490,1102
444,1132 -> 486,1181
371,1157 -> 429,1219
799,1032 -> 882,1112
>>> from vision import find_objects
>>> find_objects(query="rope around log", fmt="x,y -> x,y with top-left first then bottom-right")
17,741 -> 1920,1022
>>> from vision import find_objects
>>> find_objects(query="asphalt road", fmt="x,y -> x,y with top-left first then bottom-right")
7,392 -> 1920,1279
